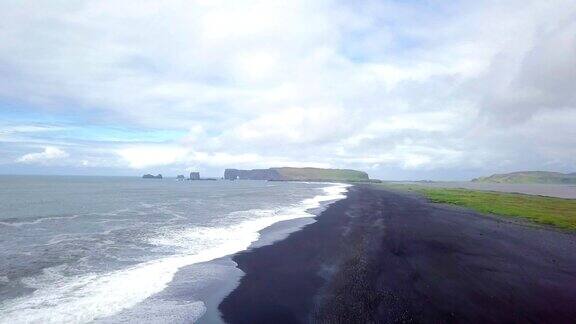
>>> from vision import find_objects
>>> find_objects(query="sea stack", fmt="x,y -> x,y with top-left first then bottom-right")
189,172 -> 200,180
142,174 -> 162,179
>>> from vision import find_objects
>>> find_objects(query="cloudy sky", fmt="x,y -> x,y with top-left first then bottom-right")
0,0 -> 575,180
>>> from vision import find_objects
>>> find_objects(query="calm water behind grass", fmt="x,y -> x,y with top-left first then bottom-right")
405,181 -> 576,199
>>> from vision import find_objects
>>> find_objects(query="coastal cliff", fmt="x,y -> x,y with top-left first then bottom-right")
224,167 -> 369,182
224,168 -> 283,180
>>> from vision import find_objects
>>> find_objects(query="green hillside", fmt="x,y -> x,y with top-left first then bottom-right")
472,171 -> 576,184
273,167 -> 369,181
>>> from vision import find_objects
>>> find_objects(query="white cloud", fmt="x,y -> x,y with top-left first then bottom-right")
229,106 -> 353,146
17,147 -> 69,164
0,125 -> 66,134
0,0 -> 575,179
117,146 -> 188,169
0,125 -> 68,143
116,144 -> 333,171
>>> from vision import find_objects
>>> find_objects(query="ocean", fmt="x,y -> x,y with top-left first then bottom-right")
0,175 -> 348,323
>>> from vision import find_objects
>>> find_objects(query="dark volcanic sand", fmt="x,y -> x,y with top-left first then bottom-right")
219,186 -> 576,323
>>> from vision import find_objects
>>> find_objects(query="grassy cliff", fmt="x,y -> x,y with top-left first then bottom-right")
472,171 -> 576,184
224,167 -> 369,182
273,167 -> 369,182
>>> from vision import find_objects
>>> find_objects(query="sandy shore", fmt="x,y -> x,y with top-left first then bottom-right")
196,217 -> 319,323
218,185 -> 576,323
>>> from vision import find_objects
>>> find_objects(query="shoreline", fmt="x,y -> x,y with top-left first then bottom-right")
197,217 -> 318,323
218,185 -> 576,323
80,182 -> 348,323
194,186 -> 347,323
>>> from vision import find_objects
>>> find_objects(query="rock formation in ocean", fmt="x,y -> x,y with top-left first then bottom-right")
142,174 -> 162,179
189,172 -> 200,180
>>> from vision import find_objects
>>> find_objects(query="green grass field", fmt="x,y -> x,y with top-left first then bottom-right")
378,183 -> 576,231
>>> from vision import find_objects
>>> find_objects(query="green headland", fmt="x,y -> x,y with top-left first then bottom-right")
224,167 -> 370,182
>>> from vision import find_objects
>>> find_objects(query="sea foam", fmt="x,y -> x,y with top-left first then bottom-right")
0,183 -> 349,324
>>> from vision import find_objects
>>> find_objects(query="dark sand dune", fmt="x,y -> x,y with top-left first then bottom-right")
219,186 -> 576,323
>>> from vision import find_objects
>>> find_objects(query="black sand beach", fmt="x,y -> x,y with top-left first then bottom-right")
219,185 -> 576,323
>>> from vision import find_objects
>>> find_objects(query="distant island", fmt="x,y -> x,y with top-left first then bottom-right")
472,171 -> 576,184
224,167 -> 370,182
142,174 -> 162,179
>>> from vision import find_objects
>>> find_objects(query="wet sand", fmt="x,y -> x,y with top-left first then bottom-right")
219,185 -> 576,323
197,218 -> 319,323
